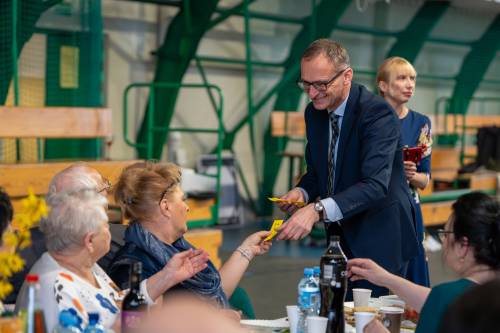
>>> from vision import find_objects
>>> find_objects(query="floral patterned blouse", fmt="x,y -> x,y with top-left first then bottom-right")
54,265 -> 125,330
16,252 -> 153,333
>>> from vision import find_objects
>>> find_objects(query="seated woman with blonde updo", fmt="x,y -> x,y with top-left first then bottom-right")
108,162 -> 272,308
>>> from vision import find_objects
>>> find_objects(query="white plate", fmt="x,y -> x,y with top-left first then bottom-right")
240,317 -> 289,330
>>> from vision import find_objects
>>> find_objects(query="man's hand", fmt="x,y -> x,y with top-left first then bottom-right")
276,203 -> 319,240
403,161 -> 417,181
278,188 -> 306,215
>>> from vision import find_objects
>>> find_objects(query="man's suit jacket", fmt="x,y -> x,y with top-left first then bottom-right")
297,83 -> 418,273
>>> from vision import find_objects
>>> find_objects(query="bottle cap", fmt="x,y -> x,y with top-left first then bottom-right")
304,268 -> 313,276
59,310 -> 78,328
131,261 -> 143,274
88,312 -> 100,325
26,274 -> 39,283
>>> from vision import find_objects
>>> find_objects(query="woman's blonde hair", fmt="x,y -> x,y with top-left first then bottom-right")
114,161 -> 181,221
376,56 -> 416,96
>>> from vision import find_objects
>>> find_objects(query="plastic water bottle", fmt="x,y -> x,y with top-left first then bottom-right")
313,266 -> 321,285
297,268 -> 320,333
53,310 -> 80,333
17,274 -> 47,333
83,313 -> 105,333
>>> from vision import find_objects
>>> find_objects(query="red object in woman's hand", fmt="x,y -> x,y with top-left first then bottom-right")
403,145 -> 426,163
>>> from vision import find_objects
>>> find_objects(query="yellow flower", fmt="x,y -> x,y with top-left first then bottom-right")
0,280 -> 14,300
2,231 -> 18,248
0,189 -> 47,300
8,255 -> 25,272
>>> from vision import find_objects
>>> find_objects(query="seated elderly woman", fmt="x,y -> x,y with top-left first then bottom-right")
349,192 -> 500,333
16,190 -> 209,332
108,162 -> 272,307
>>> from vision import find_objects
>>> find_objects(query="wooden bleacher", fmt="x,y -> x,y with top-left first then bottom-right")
271,111 -> 306,188
0,106 -> 222,266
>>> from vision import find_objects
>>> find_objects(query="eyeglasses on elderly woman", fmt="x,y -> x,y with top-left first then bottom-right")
97,177 -> 112,194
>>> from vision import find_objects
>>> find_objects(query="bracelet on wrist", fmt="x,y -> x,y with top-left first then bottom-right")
236,246 -> 253,262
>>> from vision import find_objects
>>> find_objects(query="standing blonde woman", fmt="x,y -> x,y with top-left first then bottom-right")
376,57 -> 432,287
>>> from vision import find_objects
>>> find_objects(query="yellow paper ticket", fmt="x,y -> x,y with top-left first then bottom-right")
267,197 -> 306,207
264,219 -> 284,241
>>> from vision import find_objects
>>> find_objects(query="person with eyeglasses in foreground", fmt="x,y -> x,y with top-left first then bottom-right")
348,192 -> 500,333
276,38 -> 418,299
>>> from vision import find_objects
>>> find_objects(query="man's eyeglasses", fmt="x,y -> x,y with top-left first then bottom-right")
97,178 -> 112,194
437,229 -> 454,242
297,66 -> 350,92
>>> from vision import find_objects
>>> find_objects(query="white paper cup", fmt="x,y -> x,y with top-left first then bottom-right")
355,312 -> 375,333
286,305 -> 300,333
353,288 -> 372,307
307,316 -> 328,333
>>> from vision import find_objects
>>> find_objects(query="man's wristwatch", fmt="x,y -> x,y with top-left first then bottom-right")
314,201 -> 325,220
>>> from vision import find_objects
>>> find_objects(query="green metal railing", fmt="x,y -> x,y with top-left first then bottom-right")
125,1 -> 500,217
123,81 -> 224,226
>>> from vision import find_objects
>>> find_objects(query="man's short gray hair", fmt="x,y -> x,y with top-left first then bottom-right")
302,38 -> 350,68
46,163 -> 100,206
41,190 -> 108,252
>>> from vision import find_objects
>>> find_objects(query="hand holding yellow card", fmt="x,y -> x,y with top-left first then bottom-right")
264,219 -> 284,241
267,197 -> 306,207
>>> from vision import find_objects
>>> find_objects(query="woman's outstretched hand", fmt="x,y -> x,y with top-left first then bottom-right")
347,258 -> 391,288
239,231 -> 273,259
164,249 -> 209,284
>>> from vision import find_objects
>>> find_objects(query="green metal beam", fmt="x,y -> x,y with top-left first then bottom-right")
215,7 -> 303,25
0,0 -> 62,104
197,55 -> 283,68
208,0 -> 257,30
386,1 -> 450,62
448,14 -> 500,116
243,0 -> 261,187
136,0 -> 219,158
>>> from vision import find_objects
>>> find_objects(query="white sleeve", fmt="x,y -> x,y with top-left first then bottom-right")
140,279 -> 155,305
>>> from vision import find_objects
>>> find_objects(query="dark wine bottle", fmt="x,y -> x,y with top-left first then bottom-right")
121,262 -> 147,333
319,236 -> 348,333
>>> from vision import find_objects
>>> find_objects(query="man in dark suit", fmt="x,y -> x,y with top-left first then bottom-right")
277,39 -> 418,297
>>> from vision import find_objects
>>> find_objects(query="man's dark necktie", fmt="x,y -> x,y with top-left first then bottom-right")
327,113 -> 340,197
325,113 -> 341,239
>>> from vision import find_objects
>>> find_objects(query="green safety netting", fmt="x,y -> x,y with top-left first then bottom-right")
0,0 -> 103,163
